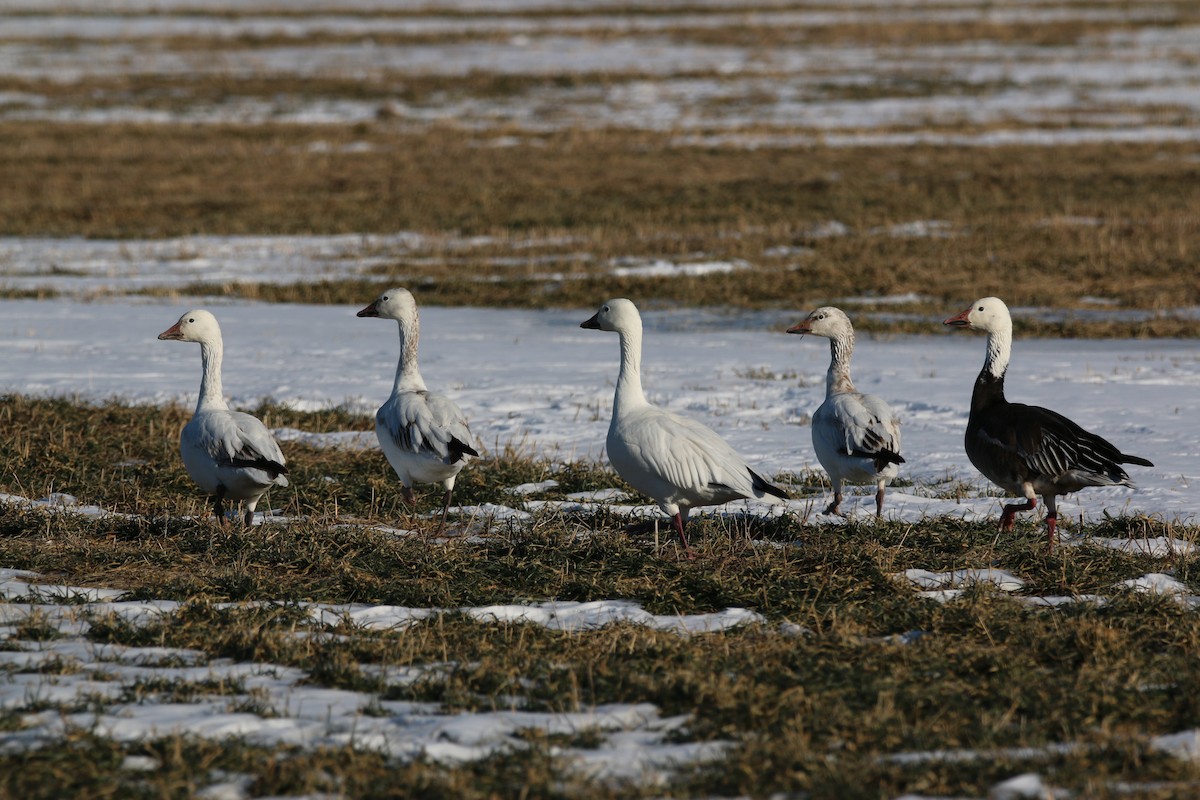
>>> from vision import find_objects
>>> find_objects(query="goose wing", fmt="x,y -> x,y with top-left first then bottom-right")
974,402 -> 1135,485
830,392 -> 904,465
379,390 -> 479,465
621,408 -> 760,499
193,411 -> 288,478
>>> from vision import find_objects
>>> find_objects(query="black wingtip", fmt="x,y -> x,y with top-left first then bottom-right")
1122,454 -> 1154,468
228,457 -> 289,477
851,448 -> 905,470
448,437 -> 481,463
749,468 -> 790,500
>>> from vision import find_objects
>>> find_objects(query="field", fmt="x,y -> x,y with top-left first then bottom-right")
3,397 -> 1200,799
2,1 -> 1200,798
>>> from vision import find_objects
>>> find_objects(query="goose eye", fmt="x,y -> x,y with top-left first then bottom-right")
977,306 -> 984,311
187,318 -> 195,323
382,295 -> 389,301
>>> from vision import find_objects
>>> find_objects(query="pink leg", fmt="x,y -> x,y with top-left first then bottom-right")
1044,494 -> 1059,552
672,512 -> 688,548
672,512 -> 696,558
999,496 -> 1036,531
875,485 -> 885,518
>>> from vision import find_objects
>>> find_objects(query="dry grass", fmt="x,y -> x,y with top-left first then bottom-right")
2,3 -> 1198,793
1,396 -> 1200,797
1,123 -> 1199,334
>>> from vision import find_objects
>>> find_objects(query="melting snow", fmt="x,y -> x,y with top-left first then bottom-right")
1,3 -> 1197,146
0,297 -> 1193,525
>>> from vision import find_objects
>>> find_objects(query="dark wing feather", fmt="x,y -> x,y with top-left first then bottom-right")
985,403 -> 1138,484
227,454 -> 289,477
829,393 -> 904,472
380,390 -> 478,465
448,436 -> 480,463
748,468 -> 789,500
223,412 -> 288,478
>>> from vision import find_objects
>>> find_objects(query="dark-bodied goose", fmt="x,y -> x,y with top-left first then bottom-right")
787,306 -> 904,517
358,288 -> 479,530
581,298 -> 788,550
158,310 -> 289,526
944,296 -> 1153,547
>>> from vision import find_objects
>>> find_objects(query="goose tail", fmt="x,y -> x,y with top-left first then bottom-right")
749,468 -> 789,501
1120,453 -> 1154,468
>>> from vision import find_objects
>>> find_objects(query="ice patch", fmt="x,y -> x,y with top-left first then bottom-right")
609,258 -> 750,278
506,479 -> 560,495
898,568 -> 1026,592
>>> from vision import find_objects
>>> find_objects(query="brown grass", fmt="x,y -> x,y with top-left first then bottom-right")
2,397 -> 1200,797
1,122 -> 1198,332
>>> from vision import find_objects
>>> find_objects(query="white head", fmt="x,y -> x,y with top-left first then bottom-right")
157,309 -> 221,344
357,287 -> 419,323
944,296 -> 1011,333
580,298 -> 642,335
786,306 -> 853,339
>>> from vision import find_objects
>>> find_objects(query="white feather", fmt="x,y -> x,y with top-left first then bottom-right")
158,309 -> 288,524
788,306 -> 902,516
583,298 -> 785,527
359,288 -> 478,499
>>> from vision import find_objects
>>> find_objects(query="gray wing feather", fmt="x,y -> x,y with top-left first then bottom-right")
830,392 -> 901,458
193,410 -> 288,478
629,411 -> 755,499
227,411 -> 288,474
381,390 -> 478,465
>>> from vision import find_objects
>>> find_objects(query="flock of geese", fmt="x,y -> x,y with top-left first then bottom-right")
158,290 -> 1153,550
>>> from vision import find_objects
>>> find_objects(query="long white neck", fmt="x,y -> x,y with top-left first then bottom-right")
393,317 -> 428,394
612,324 -> 647,415
825,330 -> 856,397
196,339 -> 228,412
983,321 -> 1013,379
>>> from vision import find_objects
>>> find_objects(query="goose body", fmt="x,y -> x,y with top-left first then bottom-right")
944,296 -> 1153,546
581,298 -> 788,548
787,307 -> 903,516
358,288 -> 479,528
158,310 -> 289,525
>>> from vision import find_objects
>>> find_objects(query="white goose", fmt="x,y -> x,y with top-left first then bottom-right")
157,310 -> 289,525
787,306 -> 904,517
358,288 -> 479,529
944,296 -> 1153,548
581,298 -> 788,549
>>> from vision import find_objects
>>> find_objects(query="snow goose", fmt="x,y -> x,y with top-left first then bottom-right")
157,310 -> 289,526
787,306 -> 904,517
581,298 -> 788,549
944,296 -> 1153,547
358,288 -> 479,530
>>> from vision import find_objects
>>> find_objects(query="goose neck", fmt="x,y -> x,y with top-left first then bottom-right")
195,340 -> 228,412
825,331 -> 856,396
393,318 -> 427,393
984,325 -> 1012,380
613,327 -> 647,411
971,325 -> 1012,411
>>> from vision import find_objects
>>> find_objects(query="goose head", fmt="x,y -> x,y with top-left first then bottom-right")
580,298 -> 641,334
158,309 -> 221,344
786,306 -> 852,338
944,296 -> 1011,333
357,288 -> 418,323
